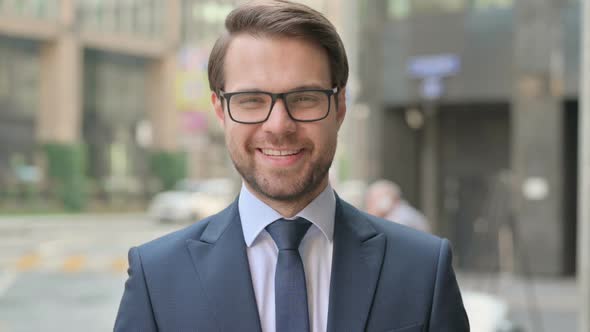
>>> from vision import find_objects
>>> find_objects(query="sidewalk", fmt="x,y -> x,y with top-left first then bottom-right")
457,272 -> 578,331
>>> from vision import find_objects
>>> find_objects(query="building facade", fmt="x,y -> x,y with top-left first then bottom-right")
358,0 -> 580,276
0,0 -> 352,210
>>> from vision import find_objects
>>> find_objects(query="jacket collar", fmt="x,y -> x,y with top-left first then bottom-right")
327,197 -> 386,332
186,200 -> 263,332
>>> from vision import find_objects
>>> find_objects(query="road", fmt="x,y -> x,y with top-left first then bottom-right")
0,214 -> 182,332
458,273 -> 578,331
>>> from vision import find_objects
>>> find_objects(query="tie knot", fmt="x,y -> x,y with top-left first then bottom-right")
266,218 -> 312,250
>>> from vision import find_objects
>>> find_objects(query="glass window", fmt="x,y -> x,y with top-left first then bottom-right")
471,0 -> 513,11
136,0 -> 155,38
13,53 -> 38,117
0,47 -> 9,101
413,0 -> 466,14
43,0 -> 58,19
0,46 -> 39,118
387,0 -> 467,20
388,0 -> 410,20
1,0 -> 15,16
100,0 -> 116,33
0,0 -> 53,19
181,0 -> 238,44
118,0 -> 131,34
151,0 -> 165,39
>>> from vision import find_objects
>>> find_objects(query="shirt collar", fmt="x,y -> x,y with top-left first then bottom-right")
239,183 -> 336,247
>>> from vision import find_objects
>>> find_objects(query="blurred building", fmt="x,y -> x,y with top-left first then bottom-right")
357,0 -> 580,276
0,0 -> 351,210
0,0 -> 189,209
0,1 -> 249,209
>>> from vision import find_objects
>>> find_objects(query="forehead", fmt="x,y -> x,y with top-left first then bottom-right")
223,34 -> 331,92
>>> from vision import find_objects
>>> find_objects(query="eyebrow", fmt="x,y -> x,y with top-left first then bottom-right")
291,84 -> 331,90
229,84 -> 332,93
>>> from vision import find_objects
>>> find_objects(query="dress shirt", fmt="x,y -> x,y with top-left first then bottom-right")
239,183 -> 335,332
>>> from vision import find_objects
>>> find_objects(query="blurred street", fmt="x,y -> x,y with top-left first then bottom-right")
0,214 -> 578,332
458,273 -> 578,331
0,0 -> 587,330
0,214 -> 181,332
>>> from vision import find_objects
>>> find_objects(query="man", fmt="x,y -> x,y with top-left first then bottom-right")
115,1 -> 469,331
365,179 -> 431,233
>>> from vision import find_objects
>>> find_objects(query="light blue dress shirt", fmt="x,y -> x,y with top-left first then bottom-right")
239,183 -> 335,332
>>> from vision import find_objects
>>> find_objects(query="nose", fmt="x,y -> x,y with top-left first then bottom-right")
261,97 -> 296,134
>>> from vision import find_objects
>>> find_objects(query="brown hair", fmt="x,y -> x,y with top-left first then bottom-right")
207,0 -> 349,94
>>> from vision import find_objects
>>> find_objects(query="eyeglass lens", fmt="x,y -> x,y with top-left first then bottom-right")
228,91 -> 330,122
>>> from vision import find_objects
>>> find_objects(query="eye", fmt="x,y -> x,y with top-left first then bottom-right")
294,94 -> 319,102
239,97 -> 265,104
232,93 -> 269,109
288,92 -> 322,107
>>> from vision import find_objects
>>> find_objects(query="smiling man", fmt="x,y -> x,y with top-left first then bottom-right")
114,1 -> 469,331
213,34 -> 343,216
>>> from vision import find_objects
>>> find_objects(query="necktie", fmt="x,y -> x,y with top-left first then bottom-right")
266,218 -> 312,332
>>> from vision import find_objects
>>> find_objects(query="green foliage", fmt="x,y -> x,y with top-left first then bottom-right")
42,143 -> 88,211
149,150 -> 187,191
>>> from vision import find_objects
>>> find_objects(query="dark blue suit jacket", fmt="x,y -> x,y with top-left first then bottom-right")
115,196 -> 469,331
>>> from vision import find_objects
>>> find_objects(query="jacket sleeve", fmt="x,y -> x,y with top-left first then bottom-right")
114,247 -> 158,332
428,239 -> 470,331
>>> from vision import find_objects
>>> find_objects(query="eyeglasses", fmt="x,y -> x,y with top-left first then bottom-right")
219,88 -> 338,124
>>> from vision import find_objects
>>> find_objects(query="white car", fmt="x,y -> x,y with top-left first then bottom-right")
463,291 -> 522,332
148,178 -> 237,223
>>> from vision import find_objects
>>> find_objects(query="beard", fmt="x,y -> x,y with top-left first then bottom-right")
228,135 -> 336,202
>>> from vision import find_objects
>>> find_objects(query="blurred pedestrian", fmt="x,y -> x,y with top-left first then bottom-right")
115,1 -> 468,331
365,179 -> 431,233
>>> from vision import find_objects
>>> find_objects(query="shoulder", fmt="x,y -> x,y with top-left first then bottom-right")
132,217 -> 208,264
372,211 -> 442,254
134,202 -> 235,264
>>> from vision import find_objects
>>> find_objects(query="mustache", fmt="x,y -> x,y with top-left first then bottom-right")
251,133 -> 308,147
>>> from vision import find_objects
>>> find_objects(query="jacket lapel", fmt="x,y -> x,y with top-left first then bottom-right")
327,198 -> 387,332
186,200 -> 262,332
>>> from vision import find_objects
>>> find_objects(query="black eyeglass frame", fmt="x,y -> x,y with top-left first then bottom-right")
218,87 -> 339,124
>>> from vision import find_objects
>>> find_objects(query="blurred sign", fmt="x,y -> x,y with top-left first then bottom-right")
16,165 -> 40,183
176,46 -> 211,112
407,54 -> 461,78
421,76 -> 443,100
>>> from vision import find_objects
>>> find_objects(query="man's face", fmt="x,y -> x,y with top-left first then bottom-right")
212,34 -> 346,204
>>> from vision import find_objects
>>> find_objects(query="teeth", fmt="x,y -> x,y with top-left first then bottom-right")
261,149 -> 300,156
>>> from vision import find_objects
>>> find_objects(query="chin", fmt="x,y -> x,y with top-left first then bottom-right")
253,168 -> 328,201
233,153 -> 332,203
257,178 -> 313,201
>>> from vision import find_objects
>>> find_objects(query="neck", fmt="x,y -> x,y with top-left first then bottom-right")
246,179 -> 329,218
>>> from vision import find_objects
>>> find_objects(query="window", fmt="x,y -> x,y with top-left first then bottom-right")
387,0 -> 467,20
10,49 -> 39,118
181,0 -> 238,44
388,0 -> 410,20
413,0 -> 466,14
78,0 -> 162,38
472,0 -> 513,11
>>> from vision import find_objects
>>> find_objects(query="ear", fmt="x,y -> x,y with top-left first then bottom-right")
335,87 -> 347,129
211,91 -> 225,126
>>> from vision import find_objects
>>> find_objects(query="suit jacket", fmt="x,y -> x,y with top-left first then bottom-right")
115,196 -> 469,332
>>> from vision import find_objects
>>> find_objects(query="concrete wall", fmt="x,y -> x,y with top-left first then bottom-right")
372,3 -> 579,275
